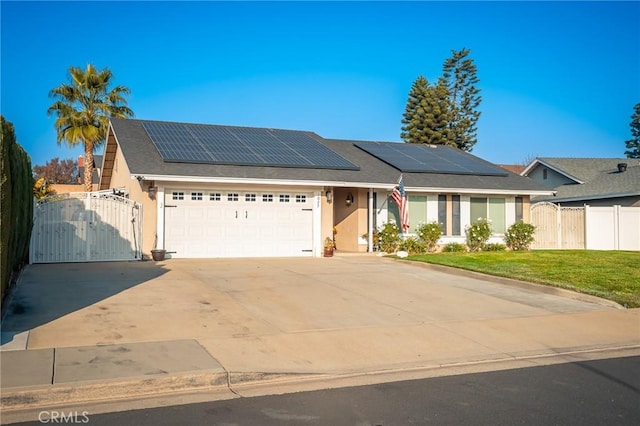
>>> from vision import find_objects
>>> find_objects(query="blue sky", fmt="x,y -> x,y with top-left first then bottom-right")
2,1 -> 639,169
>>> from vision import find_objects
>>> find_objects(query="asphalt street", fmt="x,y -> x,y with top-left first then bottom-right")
13,355 -> 640,426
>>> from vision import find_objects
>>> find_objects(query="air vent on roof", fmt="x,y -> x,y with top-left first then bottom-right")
617,163 -> 628,173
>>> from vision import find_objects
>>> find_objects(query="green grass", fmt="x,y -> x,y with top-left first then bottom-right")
406,250 -> 640,308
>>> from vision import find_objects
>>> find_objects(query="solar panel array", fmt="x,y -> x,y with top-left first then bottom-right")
141,121 -> 359,171
354,142 -> 508,176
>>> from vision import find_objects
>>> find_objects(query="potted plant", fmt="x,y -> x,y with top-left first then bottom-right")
324,237 -> 335,257
151,234 -> 167,261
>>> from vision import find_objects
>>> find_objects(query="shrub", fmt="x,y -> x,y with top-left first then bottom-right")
415,221 -> 443,253
443,242 -> 467,252
466,219 -> 492,252
361,230 -> 380,251
378,222 -> 401,253
399,237 -> 427,255
505,221 -> 536,251
484,243 -> 506,251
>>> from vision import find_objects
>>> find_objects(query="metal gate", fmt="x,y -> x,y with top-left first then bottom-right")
30,191 -> 142,263
530,202 -> 585,249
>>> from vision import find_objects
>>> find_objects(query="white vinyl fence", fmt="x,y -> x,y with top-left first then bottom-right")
30,191 -> 142,263
530,202 -> 639,251
585,205 -> 640,250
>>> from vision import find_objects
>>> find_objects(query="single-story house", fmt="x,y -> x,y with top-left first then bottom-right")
521,157 -> 640,207
100,118 -> 552,259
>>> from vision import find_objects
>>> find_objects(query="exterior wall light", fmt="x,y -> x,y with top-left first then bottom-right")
325,190 -> 333,203
346,192 -> 354,207
147,182 -> 157,200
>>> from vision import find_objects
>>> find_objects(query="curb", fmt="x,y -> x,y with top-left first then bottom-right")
393,258 -> 625,310
0,370 -> 325,411
1,371 -> 228,411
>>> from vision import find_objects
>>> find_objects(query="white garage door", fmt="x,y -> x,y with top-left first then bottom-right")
164,189 -> 314,258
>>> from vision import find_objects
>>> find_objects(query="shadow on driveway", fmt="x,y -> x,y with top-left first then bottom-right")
1,261 -> 168,345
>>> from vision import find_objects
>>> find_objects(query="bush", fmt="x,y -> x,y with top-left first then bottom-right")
443,242 -> 467,252
484,243 -> 506,251
1,116 -> 33,309
378,222 -> 401,253
399,237 -> 427,255
505,221 -> 536,251
415,221 -> 443,253
466,219 -> 492,252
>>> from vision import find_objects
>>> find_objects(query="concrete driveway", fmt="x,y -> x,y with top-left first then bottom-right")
2,255 -> 638,376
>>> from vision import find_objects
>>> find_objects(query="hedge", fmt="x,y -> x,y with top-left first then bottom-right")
1,116 -> 33,312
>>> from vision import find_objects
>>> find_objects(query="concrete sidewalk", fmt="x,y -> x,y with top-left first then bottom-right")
1,257 -> 639,418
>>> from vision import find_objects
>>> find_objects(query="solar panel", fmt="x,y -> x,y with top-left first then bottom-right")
141,121 -> 359,171
355,142 -> 508,176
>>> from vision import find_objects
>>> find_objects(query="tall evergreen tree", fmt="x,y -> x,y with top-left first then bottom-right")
624,102 -> 640,159
442,48 -> 481,152
401,76 -> 450,145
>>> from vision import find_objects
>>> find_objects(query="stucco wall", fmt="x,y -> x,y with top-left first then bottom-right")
107,146 -> 158,257
321,188 -> 334,248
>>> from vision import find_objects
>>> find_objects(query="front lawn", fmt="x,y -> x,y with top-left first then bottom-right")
406,250 -> 640,308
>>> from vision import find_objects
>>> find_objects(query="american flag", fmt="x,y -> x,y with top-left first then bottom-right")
391,175 -> 410,233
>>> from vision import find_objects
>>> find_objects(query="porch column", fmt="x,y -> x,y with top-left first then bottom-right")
368,188 -> 374,252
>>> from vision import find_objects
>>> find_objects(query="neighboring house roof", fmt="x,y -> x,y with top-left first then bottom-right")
102,118 -> 551,195
498,164 -> 526,174
523,157 -> 640,203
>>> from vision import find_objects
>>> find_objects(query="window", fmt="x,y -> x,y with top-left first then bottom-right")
279,194 -> 290,203
438,195 -> 447,234
262,194 -> 274,203
245,193 -> 256,202
515,197 -> 523,222
470,197 -> 506,233
209,193 -> 221,201
191,192 -> 203,201
172,192 -> 184,200
227,193 -> 239,202
543,168 -> 548,180
408,196 -> 427,233
452,195 -> 461,236
295,195 -> 307,203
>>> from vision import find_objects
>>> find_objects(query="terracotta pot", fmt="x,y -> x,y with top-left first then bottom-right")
323,248 -> 334,257
151,249 -> 166,261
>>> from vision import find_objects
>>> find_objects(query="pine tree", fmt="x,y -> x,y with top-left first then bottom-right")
401,76 -> 450,145
624,102 -> 640,159
442,48 -> 481,152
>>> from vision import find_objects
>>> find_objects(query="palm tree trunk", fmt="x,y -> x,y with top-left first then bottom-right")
84,143 -> 94,192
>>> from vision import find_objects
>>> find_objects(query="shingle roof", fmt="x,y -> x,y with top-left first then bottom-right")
534,157 -> 634,183
107,118 -> 551,194
529,158 -> 640,202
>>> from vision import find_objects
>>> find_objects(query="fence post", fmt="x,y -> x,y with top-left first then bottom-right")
557,203 -> 562,249
614,205 -> 621,250
584,204 -> 589,250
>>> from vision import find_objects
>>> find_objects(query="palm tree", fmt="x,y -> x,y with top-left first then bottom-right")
48,64 -> 133,191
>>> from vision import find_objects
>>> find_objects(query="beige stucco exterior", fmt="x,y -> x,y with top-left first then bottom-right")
102,141 -> 158,258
